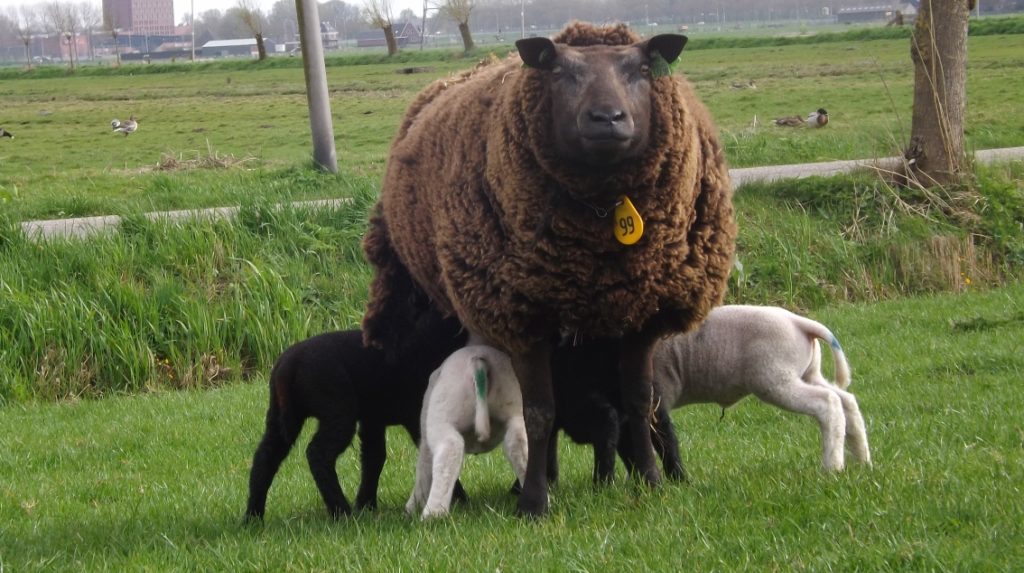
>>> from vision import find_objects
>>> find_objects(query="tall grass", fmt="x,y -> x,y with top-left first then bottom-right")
2,163 -> 1020,403
0,179 -> 377,404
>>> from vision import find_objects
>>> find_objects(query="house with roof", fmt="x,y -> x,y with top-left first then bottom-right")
355,22 -> 422,48
201,38 -> 276,58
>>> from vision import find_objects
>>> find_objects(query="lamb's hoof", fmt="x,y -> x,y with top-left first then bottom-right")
354,498 -> 378,512
421,506 -> 449,520
242,511 -> 265,526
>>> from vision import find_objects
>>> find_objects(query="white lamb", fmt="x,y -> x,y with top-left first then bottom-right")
652,305 -> 871,471
407,345 -> 528,519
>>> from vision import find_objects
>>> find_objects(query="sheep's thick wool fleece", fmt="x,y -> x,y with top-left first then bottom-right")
364,23 -> 736,352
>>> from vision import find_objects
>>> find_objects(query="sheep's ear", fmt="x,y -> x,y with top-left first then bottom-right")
644,34 -> 687,65
516,37 -> 558,70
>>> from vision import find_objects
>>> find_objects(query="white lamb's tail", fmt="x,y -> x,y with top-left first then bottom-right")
471,356 -> 490,442
793,315 -> 852,390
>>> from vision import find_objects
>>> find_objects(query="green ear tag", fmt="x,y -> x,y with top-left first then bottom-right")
650,50 -> 673,79
613,196 -> 644,246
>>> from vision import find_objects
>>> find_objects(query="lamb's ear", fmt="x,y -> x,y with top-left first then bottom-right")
644,34 -> 687,65
516,37 -> 558,70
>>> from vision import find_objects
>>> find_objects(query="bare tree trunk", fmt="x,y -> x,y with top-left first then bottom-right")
904,0 -> 972,187
255,32 -> 267,60
23,42 -> 33,69
383,24 -> 397,55
457,21 -> 474,52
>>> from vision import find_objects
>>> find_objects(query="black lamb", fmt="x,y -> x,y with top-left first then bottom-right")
245,311 -> 467,520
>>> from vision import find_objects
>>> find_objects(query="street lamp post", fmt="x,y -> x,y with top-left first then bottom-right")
520,0 -> 525,39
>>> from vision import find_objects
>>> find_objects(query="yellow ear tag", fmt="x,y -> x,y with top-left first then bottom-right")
613,195 -> 644,246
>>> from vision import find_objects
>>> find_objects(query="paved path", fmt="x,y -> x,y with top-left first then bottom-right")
20,147 -> 1024,240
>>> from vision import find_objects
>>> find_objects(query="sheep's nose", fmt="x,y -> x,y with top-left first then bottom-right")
586,108 -> 628,125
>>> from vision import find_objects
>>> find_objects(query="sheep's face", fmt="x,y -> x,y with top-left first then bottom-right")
517,34 -> 687,169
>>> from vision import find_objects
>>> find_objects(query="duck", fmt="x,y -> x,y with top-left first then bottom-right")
773,115 -> 805,127
111,114 -> 138,136
805,108 -> 829,128
0,127 -> 13,139
774,108 -> 829,128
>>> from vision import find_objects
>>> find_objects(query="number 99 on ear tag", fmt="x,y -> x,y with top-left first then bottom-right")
613,195 -> 644,246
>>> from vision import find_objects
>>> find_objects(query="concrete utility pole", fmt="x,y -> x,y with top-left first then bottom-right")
296,0 -> 338,173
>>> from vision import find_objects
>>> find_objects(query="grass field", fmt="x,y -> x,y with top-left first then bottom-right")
2,33 -> 1024,221
1,285 -> 1022,571
1,26 -> 1023,571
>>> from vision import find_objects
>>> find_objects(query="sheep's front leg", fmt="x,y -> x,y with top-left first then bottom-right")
619,332 -> 662,487
652,400 -> 688,482
511,343 -> 554,517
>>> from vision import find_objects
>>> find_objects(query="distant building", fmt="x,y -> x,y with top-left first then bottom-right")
355,22 -> 422,48
321,22 -> 340,50
836,3 -> 917,24
103,0 -> 176,36
201,38 -> 276,58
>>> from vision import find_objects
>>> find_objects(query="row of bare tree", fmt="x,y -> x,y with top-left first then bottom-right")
1,2 -> 104,70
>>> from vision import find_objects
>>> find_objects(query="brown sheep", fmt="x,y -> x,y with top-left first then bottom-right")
362,22 -> 737,516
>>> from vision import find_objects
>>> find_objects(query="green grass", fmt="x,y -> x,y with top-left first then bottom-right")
2,33 -> 1024,220
1,284 -> 1021,571
0,24 -> 1022,570
0,182 -> 377,404
2,159 -> 1021,404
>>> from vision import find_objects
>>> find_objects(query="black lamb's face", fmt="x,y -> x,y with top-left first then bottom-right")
516,34 -> 687,168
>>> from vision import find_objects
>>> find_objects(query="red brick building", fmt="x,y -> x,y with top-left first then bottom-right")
103,0 -> 176,35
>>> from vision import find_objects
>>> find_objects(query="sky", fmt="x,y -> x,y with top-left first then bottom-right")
0,0 -> 426,25
172,0 -> 427,23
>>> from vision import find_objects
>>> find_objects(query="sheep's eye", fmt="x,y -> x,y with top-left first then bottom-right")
640,63 -> 651,75
552,65 -> 563,75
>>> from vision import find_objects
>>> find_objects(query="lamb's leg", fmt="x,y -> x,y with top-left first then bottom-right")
422,426 -> 466,519
805,377 -> 871,466
755,379 -> 846,471
512,427 -> 556,494
406,440 -> 433,516
306,418 -> 357,518
503,416 -> 529,490
511,343 -> 555,517
355,423 -> 386,510
245,409 -> 303,520
405,422 -> 469,503
619,332 -> 662,487
651,400 -> 688,482
616,422 -> 638,477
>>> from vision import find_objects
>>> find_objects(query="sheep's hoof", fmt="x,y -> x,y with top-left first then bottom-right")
515,492 -> 549,518
665,464 -> 689,484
